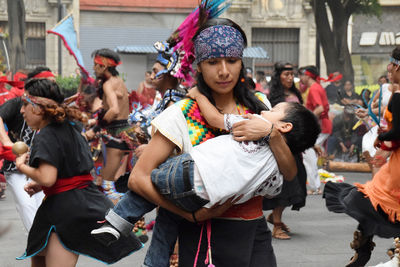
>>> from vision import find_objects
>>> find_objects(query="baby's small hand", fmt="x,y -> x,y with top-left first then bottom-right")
186,87 -> 201,100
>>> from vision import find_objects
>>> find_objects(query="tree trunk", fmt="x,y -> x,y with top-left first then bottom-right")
7,0 -> 26,74
313,0 -> 354,82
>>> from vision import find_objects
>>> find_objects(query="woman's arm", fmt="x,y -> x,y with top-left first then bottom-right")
16,154 -> 57,187
231,114 -> 297,181
0,117 -> 13,146
187,87 -> 225,129
128,131 -> 236,222
128,131 -> 194,221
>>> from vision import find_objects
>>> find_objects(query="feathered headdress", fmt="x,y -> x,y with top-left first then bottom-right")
154,0 -> 231,85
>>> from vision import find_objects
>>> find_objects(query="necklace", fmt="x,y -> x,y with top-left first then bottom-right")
217,102 -> 240,115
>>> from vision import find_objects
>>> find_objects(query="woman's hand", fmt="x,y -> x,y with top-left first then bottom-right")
186,86 -> 201,100
15,152 -> 29,170
355,108 -> 368,119
24,181 -> 42,197
187,195 -> 243,223
84,129 -> 96,140
232,114 -> 271,142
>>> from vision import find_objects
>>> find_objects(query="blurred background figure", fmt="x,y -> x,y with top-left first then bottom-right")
360,88 -> 372,108
264,62 -> 306,240
324,71 -> 343,104
136,70 -> 156,107
378,75 -> 388,86
338,80 -> 363,107
327,105 -> 364,162
245,66 -> 254,80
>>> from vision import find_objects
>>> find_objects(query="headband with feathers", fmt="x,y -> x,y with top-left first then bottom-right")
154,0 -> 231,85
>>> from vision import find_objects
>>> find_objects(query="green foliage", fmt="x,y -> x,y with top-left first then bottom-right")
56,75 -> 80,97
352,0 -> 382,17
0,49 -> 6,73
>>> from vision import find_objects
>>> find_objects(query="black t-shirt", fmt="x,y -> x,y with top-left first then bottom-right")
378,93 -> 400,141
325,83 -> 343,104
338,90 -> 361,103
0,97 -> 36,171
29,121 -> 93,178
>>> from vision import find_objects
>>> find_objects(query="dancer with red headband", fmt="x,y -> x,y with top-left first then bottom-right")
0,66 -> 55,234
299,66 -> 332,195
91,48 -> 147,186
15,78 -> 142,266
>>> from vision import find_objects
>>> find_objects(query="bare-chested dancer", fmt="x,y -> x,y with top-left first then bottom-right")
92,48 -> 146,182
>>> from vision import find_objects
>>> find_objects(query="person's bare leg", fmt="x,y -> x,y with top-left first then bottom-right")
31,255 -> 46,267
45,233 -> 78,267
114,154 -> 128,181
102,147 -> 125,181
272,206 -> 284,224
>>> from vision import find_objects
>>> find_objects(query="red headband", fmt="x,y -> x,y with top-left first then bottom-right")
303,70 -> 319,81
33,71 -> 55,79
303,70 -> 342,83
94,55 -> 121,67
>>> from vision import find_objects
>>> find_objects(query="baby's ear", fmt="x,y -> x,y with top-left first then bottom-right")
276,121 -> 293,133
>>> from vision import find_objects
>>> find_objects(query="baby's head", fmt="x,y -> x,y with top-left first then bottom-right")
261,102 -> 321,154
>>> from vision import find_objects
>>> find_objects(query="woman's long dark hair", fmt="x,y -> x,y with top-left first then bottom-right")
195,18 -> 268,114
268,62 -> 303,107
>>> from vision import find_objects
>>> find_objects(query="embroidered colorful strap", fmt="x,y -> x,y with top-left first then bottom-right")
178,98 -> 227,147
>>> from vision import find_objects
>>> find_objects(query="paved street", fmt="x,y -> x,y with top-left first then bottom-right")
0,172 -> 393,267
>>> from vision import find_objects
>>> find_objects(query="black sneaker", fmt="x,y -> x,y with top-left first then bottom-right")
91,223 -> 121,246
137,234 -> 149,244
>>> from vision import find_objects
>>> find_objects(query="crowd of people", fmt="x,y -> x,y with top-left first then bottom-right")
0,1 -> 400,266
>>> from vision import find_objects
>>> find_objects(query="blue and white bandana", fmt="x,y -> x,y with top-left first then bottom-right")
390,56 -> 400,66
194,25 -> 244,63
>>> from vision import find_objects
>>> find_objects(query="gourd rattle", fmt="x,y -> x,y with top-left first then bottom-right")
12,141 -> 29,156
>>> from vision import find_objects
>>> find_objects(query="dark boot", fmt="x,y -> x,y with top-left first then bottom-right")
346,231 -> 375,267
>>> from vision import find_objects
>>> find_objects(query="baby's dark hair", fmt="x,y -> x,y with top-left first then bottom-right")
280,102 -> 321,154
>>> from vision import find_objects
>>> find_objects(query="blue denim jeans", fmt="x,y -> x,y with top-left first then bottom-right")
106,153 -> 209,267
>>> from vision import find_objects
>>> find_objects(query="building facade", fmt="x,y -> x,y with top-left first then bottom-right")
0,0 -> 79,75
79,0 -> 197,91
351,1 -> 400,87
80,0 -> 320,90
226,0 -> 319,76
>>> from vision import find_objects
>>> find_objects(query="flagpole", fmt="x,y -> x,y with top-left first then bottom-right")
58,0 -> 62,76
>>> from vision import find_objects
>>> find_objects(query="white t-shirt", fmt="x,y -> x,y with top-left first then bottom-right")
381,83 -> 392,108
152,102 -> 282,208
190,114 -> 282,207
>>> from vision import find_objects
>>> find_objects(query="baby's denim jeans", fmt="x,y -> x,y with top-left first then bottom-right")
106,153 -> 208,267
